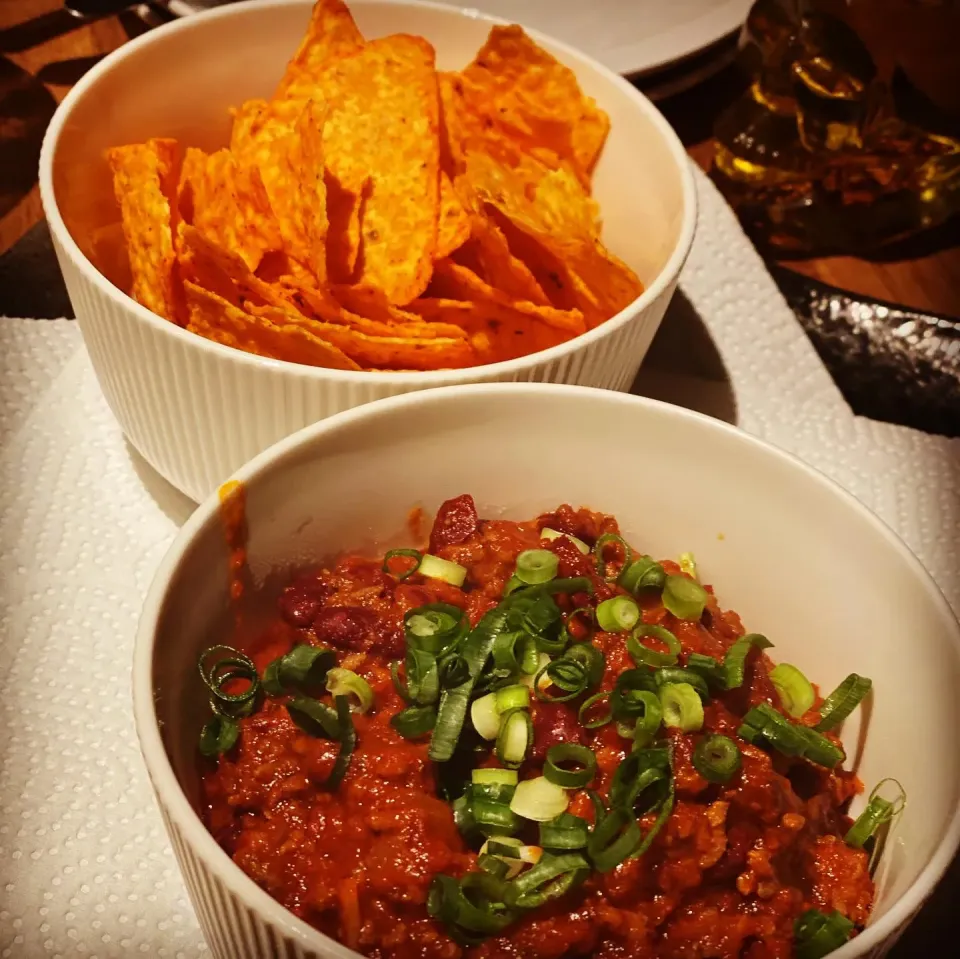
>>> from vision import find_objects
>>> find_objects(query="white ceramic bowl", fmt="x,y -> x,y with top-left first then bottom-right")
134,383 -> 960,959
38,0 -> 696,504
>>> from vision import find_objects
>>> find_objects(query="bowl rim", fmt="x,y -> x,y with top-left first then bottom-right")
38,0 -> 697,384
133,381 -> 960,959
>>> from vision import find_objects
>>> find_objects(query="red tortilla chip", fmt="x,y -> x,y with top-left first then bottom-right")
184,280 -> 361,370
326,171 -> 367,283
437,172 -> 471,260
321,35 -> 441,303
106,138 -> 181,321
461,213 -> 549,305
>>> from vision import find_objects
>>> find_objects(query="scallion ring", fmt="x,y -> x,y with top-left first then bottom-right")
654,666 -> 710,700
815,673 -> 872,732
720,633 -> 774,690
578,691 -> 613,729
382,548 -> 422,580
533,658 -> 588,703
418,553 -> 468,587
844,778 -> 906,849
509,776 -> 569,821
628,624 -> 681,668
593,533 -> 632,582
198,715 -> 239,757
543,743 -> 597,789
390,704 -> 437,739
618,555 -> 667,594
325,667 -> 374,714
286,694 -> 341,739
496,708 -> 533,768
770,663 -> 816,718
692,734 -> 741,783
595,595 -> 641,633
540,527 -> 590,555
661,574 -> 708,621
793,909 -> 854,959
587,807 -> 642,872
659,683 -> 704,732
539,812 -> 589,851
562,642 -> 605,688
515,549 -> 560,586
404,603 -> 467,656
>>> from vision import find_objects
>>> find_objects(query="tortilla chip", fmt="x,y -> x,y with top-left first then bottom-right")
437,172 -> 470,260
274,0 -> 365,102
244,301 -> 474,370
106,138 -> 180,321
329,284 -> 469,340
184,280 -> 361,370
177,147 -> 282,272
408,297 -> 566,364
463,26 -> 609,177
429,260 -> 584,335
321,35 -> 440,303
463,213 -> 548,305
326,171 -> 367,283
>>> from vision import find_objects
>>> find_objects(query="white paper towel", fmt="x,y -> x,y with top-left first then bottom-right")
1,169 -> 958,957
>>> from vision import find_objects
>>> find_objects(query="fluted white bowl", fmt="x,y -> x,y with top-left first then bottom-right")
134,383 -> 960,959
39,0 -> 696,503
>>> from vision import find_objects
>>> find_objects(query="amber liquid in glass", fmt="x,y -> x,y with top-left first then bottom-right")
713,0 -> 960,253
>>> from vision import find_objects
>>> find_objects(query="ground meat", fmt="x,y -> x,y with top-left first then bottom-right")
312,605 -> 379,651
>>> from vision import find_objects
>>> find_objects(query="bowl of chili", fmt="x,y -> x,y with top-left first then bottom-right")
134,383 -> 960,959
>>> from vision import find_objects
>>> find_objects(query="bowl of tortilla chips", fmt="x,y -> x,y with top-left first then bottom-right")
40,0 -> 696,502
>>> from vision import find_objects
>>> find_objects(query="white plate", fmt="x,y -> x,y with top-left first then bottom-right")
165,0 -> 752,76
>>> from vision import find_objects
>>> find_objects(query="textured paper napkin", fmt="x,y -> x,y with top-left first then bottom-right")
1,169 -> 958,957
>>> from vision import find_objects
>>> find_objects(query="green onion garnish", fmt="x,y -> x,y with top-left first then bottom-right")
539,812 -> 589,850
627,624 -> 681,667
738,703 -> 844,767
815,673 -> 872,732
793,909 -> 854,959
721,633 -> 774,690
324,694 -> 356,790
587,807 -> 642,872
543,743 -> 597,788
495,684 -> 530,712
418,553 -> 468,587
610,668 -> 657,723
659,682 -> 704,732
503,851 -> 589,909
382,548 -> 423,580
533,658 -> 588,703
439,653 -> 470,689
845,778 -> 906,849
578,691 -> 613,729
540,527 -> 589,555
404,603 -> 468,656
325,667 -> 374,714
593,533 -> 632,581
286,694 -> 341,738
595,595 -> 640,633
262,643 -> 335,695
471,691 -> 502,740
198,645 -> 261,718
198,715 -> 240,757
661,574 -> 708,621
472,768 -> 518,787
654,667 -> 710,700
685,652 -> 723,685
770,663 -> 816,718
496,708 -> 533,768
561,641 -> 605,688
509,776 -> 570,821
692,734 -> 742,783
390,704 -> 437,738
618,555 -> 666,594
514,549 -> 560,585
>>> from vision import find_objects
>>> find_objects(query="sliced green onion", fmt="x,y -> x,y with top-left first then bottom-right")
521,652 -> 551,690
845,779 -> 906,849
504,574 -> 525,596
198,715 -> 239,757
495,684 -> 530,712
593,533 -> 631,581
509,776 -> 570,821
439,653 -> 470,689
662,574 -> 708,621
815,673 -> 872,732
595,596 -> 640,633
587,807 -> 642,872
419,553 -> 468,587
391,704 -> 437,738
325,694 -> 356,790
609,747 -> 671,811
473,768 -> 518,787
471,692 -> 502,740
618,555 -> 666,594
504,851 -> 589,909
263,643 -> 335,694
738,703 -> 845,767
611,668 -> 657,723
398,648 -> 439,705
325,668 -> 374,714
770,663 -> 816,718
659,683 -> 704,732
382,548 -> 422,580
628,624 -> 681,668
492,630 -> 526,675
631,692 -> 663,749
496,708 -> 533,768
477,854 -> 510,879
692,734 -> 741,783
544,744 -> 597,788
578,691 -> 613,729
427,873 -> 515,937
286,694 -> 340,738
198,645 -> 260,715
480,837 -> 541,878
473,795 -> 521,837
562,642 -> 605,688
540,527 -> 589,555
793,909 -> 854,959
686,652 -> 723,685
654,666 -> 710,700
515,549 -> 560,585
404,603 -> 467,655
539,813 -> 589,850
518,637 -> 540,675
678,552 -> 698,580
721,633 -> 773,690
533,658 -> 588,703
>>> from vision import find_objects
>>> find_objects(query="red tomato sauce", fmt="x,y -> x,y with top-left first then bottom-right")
201,498 -> 872,958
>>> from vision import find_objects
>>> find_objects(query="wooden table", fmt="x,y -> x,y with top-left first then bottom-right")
2,0 -> 959,318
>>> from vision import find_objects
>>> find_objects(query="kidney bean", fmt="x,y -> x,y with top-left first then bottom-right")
312,605 -> 378,651
429,494 -> 479,553
278,576 -> 330,628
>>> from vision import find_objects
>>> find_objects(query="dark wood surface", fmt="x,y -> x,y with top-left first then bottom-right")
0,3 -> 957,956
